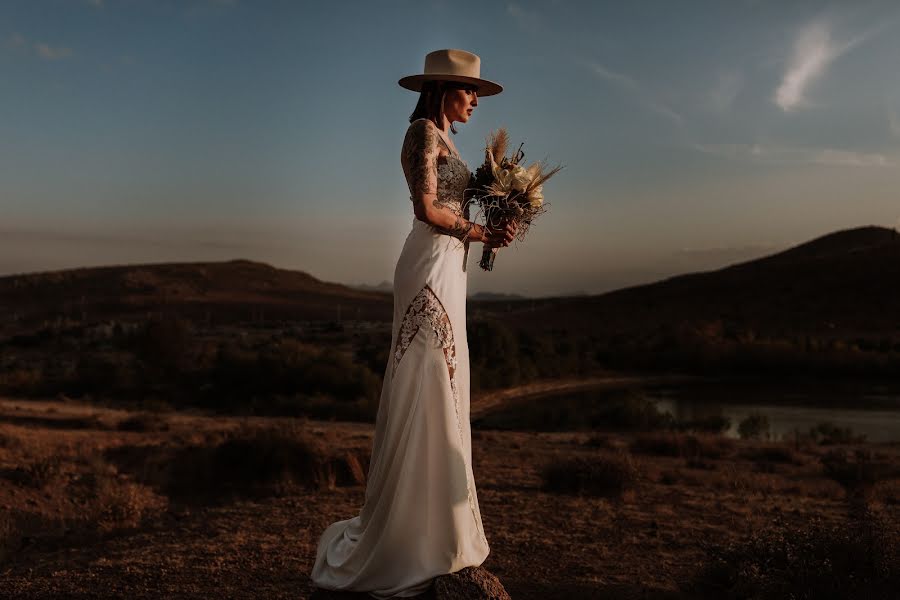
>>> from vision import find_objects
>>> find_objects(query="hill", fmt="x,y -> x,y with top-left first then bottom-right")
2,225 -> 898,404
4,225 -> 896,341
0,259 -> 392,337
498,225 -> 900,339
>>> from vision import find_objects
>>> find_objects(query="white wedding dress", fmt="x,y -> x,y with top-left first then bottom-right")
309,118 -> 490,598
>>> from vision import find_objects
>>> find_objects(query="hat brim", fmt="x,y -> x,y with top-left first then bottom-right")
398,74 -> 503,97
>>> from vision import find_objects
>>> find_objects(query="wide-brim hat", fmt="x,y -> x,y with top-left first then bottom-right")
398,48 -> 503,97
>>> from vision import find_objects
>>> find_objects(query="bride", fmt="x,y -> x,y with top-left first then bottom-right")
309,48 -> 516,598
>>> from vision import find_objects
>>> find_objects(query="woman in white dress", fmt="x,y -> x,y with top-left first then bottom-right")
309,49 -> 516,598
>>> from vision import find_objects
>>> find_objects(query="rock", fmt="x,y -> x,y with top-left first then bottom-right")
309,590 -> 371,600
310,567 -> 508,600
433,566 -> 510,600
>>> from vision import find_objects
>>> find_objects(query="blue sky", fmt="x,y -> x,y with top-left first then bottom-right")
2,0 -> 899,297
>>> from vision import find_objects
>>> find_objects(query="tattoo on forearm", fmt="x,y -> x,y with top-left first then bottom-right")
433,214 -> 474,241
446,216 -> 469,239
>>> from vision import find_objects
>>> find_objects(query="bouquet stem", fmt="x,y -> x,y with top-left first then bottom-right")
480,246 -> 499,271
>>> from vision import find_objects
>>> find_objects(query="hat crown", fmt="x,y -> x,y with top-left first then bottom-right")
423,49 -> 481,80
397,48 -> 502,96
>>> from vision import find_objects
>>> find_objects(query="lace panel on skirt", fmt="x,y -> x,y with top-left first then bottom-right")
392,284 -> 486,545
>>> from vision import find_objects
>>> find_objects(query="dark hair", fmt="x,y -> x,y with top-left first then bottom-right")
408,80 -> 477,135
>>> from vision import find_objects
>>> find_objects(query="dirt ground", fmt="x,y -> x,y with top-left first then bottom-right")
0,395 -> 898,599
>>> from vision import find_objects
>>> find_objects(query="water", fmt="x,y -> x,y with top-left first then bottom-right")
475,377 -> 900,442
646,377 -> 900,443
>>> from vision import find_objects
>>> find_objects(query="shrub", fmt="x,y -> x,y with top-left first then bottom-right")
0,368 -> 43,394
468,319 -> 524,390
630,432 -> 735,460
6,456 -> 63,489
675,415 -> 731,434
117,412 -> 170,433
116,425 -> 368,505
810,421 -> 867,445
820,448 -> 899,496
204,340 -> 382,417
740,445 -> 798,464
630,432 -> 684,457
584,434 -> 619,450
135,315 -> 194,372
162,427 -> 321,503
71,452 -> 160,530
0,430 -> 20,449
541,451 -> 639,498
737,412 -> 770,440
594,391 -> 675,431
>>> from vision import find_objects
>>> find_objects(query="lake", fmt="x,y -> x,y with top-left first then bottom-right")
474,376 -> 900,443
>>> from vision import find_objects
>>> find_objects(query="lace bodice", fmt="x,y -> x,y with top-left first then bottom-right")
401,118 -> 471,217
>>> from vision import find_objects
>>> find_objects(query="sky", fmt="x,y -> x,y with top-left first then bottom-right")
2,0 -> 900,298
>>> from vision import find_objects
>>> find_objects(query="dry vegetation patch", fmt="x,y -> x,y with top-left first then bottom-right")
105,423 -> 369,507
541,450 -> 640,498
630,431 -> 736,461
685,508 -> 900,599
116,412 -> 170,432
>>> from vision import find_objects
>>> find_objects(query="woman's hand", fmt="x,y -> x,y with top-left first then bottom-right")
480,219 -> 517,248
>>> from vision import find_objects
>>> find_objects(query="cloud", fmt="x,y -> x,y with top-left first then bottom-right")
34,43 -> 73,60
5,34 -> 73,60
506,2 -> 540,31
813,148 -> 890,167
590,63 -> 637,88
693,142 -> 892,167
584,60 -> 685,128
775,18 -> 884,112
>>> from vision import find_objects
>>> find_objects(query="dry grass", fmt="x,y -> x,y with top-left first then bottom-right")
685,507 -> 900,599
0,397 -> 898,599
0,409 -> 371,574
117,412 -> 170,432
820,447 -> 900,495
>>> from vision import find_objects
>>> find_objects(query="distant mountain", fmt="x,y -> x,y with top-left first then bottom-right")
347,282 -> 528,302
503,225 -> 900,338
469,291 -> 528,301
2,225 -> 897,341
0,259 -> 392,335
750,226 -> 900,264
349,280 -> 393,294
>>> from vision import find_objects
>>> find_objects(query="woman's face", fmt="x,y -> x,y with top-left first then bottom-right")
444,85 -> 478,125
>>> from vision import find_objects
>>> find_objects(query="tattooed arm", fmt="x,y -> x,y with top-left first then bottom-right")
401,119 -> 487,243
